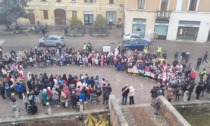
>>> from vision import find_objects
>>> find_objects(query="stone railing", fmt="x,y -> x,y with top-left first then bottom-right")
159,96 -> 191,126
109,95 -> 128,126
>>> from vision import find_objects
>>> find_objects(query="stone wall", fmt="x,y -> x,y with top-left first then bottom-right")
159,96 -> 191,126
109,95 -> 129,126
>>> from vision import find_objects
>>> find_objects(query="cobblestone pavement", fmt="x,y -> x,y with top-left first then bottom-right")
1,26 -> 210,121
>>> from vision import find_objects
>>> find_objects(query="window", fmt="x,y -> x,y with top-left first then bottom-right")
137,0 -> 145,9
84,0 -> 92,3
42,0 -> 46,2
72,11 -> 77,17
161,0 -> 168,11
109,0 -> 114,4
189,0 -> 197,11
71,0 -> 77,2
43,10 -> 48,19
57,0 -> 61,2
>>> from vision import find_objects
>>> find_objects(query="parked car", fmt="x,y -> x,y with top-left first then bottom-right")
122,33 -> 151,43
38,35 -> 65,47
123,39 -> 149,50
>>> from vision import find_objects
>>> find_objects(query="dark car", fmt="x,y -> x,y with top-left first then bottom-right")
123,39 -> 149,50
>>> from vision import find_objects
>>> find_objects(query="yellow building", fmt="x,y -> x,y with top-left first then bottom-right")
18,0 -> 124,26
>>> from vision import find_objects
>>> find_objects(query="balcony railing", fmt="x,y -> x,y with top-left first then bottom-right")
156,10 -> 171,19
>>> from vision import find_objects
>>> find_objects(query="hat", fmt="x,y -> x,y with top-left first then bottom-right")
47,87 -> 51,90
11,93 -> 15,96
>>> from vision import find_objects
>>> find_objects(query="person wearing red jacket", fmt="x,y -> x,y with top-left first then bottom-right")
190,70 -> 196,82
47,87 -> 52,102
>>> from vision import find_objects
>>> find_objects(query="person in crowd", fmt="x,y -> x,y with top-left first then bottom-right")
122,84 -> 129,105
128,85 -> 135,105
42,89 -> 49,106
10,93 -> 16,108
60,89 -> 67,108
195,83 -> 203,100
203,51 -> 208,64
196,57 -> 202,70
199,68 -> 206,83
150,86 -> 158,106
167,86 -> 173,102
52,87 -> 60,107
154,96 -> 161,115
96,85 -> 102,103
103,87 -> 111,105
70,90 -> 77,110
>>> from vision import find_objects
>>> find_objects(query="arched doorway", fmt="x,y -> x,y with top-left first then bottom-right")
54,9 -> 66,25
28,13 -> 35,25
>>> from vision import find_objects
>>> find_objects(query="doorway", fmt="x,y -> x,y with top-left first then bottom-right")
54,9 -> 66,25
106,11 -> 116,25
84,14 -> 93,26
28,13 -> 35,25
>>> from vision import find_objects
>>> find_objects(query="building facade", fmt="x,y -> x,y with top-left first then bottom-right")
19,0 -> 124,26
124,0 -> 210,43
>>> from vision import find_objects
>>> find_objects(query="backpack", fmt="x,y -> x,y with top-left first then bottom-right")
178,89 -> 182,95
104,90 -> 109,98
4,83 -> 9,90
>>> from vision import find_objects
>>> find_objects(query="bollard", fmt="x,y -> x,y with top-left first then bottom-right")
13,105 -> 20,119
79,99 -> 83,120
183,91 -> 189,102
47,104 -> 52,116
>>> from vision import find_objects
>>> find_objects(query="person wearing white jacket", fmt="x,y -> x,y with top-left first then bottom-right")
129,86 -> 135,105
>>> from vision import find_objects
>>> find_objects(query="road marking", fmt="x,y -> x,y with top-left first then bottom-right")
0,40 -> 5,46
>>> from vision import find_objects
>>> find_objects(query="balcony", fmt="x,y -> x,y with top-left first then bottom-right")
156,10 -> 171,19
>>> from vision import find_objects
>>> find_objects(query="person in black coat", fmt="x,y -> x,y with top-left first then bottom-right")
122,85 -> 129,105
187,84 -> 195,101
70,90 -> 77,109
195,84 -> 203,100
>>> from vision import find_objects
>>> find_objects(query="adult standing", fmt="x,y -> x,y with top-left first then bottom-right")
154,96 -> 161,115
167,87 -> 173,102
122,85 -> 129,105
103,87 -> 111,105
196,57 -> 202,70
70,90 -> 77,109
195,83 -> 203,100
42,89 -> 48,106
150,86 -> 158,106
199,68 -> 206,83
52,87 -> 60,107
128,86 -> 135,105
203,51 -> 208,64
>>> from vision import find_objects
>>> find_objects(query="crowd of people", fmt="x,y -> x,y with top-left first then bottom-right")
0,43 -> 209,116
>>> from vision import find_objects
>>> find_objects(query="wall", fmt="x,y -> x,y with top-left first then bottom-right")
124,10 -> 156,35
109,95 -> 129,126
167,12 -> 210,42
18,0 -> 124,26
159,96 -> 191,126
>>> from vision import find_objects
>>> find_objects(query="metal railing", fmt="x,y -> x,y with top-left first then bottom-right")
156,10 -> 171,19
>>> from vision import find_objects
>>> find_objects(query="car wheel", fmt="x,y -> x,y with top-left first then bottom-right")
56,43 -> 61,47
40,43 -> 45,47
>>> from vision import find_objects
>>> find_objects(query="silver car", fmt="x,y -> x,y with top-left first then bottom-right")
122,33 -> 151,43
38,35 -> 65,47
122,33 -> 141,42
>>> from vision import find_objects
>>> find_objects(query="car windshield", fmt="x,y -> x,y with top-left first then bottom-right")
43,37 -> 49,40
125,34 -> 130,37
60,37 -> 64,40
